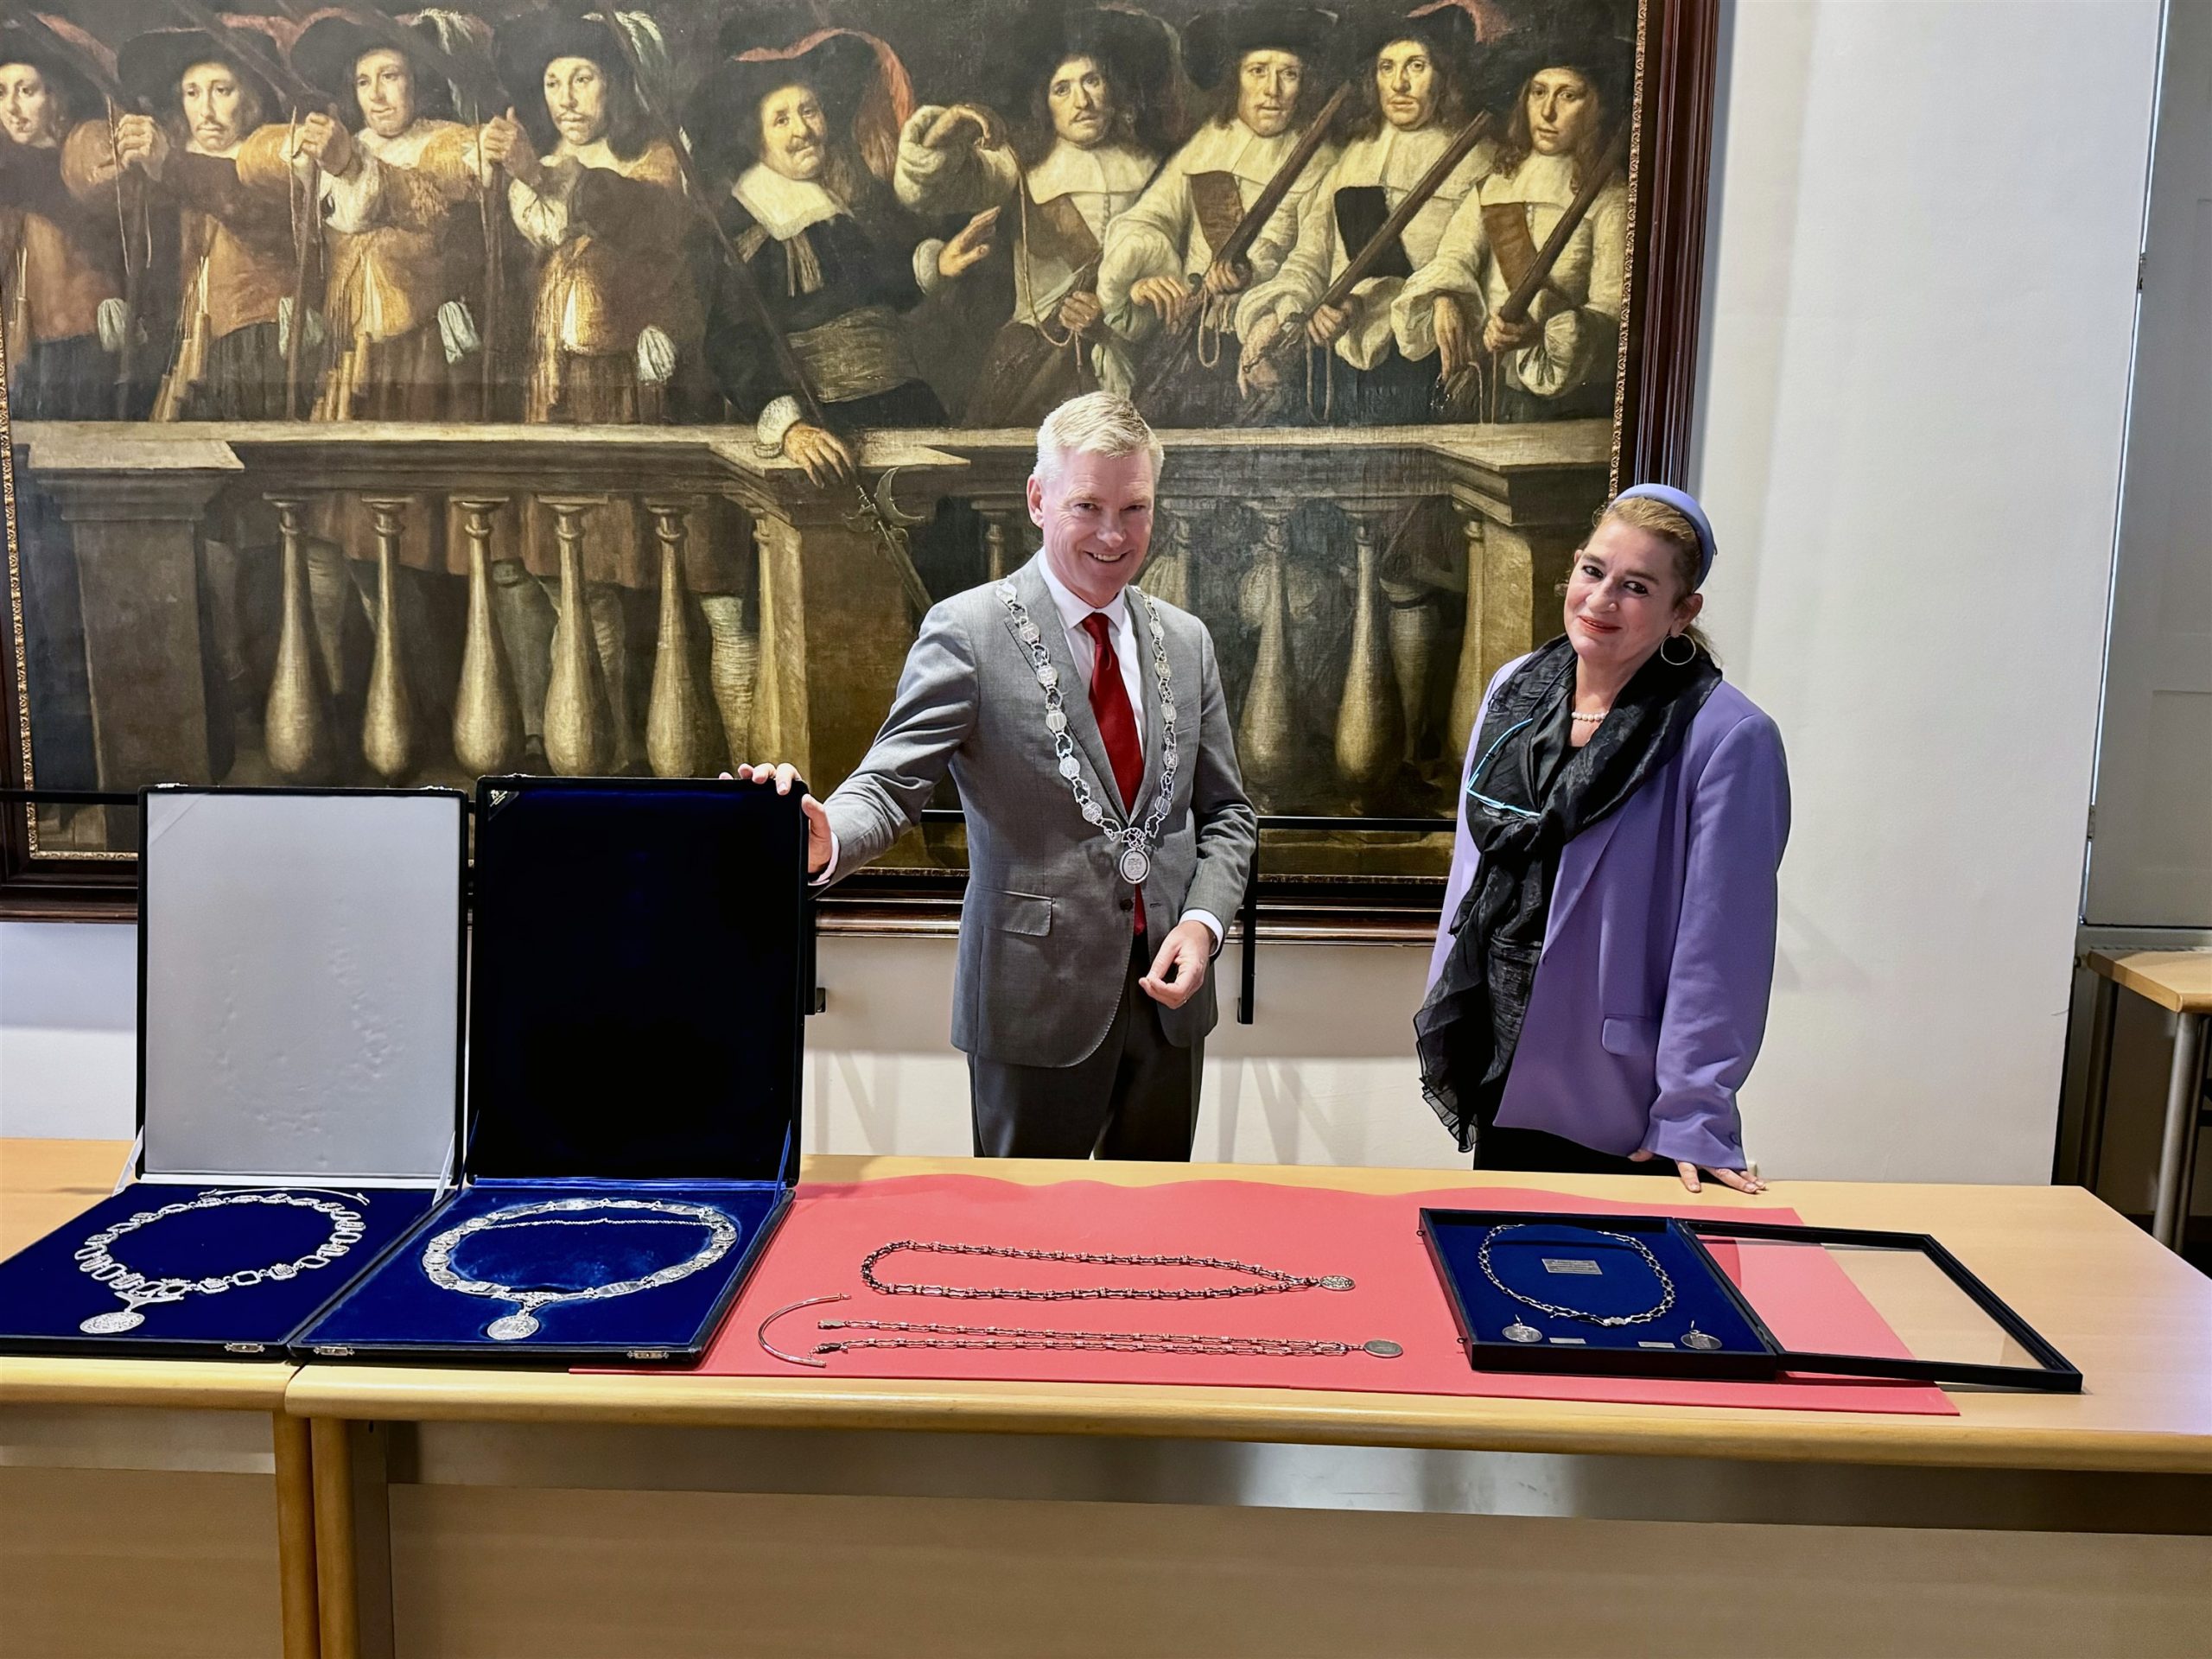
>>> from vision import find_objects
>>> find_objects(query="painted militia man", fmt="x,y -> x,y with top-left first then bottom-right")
893,7 -> 1169,425
480,7 -> 722,772
696,29 -> 995,485
1093,6 -> 1336,417
114,27 -> 311,421
1236,7 -> 1492,425
113,23 -> 308,778
286,12 -> 499,752
289,12 -> 492,423
0,28 -> 132,419
0,22 -> 126,799
1394,31 -> 1630,421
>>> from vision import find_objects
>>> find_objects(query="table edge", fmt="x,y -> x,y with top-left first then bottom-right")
1,1357 -> 296,1411
279,1367 -> 2212,1477
2088,950 -> 2212,1014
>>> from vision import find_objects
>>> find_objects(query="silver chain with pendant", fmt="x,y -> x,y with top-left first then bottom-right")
858,1239 -> 1353,1300
758,1294 -> 1398,1367
421,1198 -> 739,1342
997,582 -> 1178,885
1480,1224 -> 1677,1344
73,1190 -> 369,1335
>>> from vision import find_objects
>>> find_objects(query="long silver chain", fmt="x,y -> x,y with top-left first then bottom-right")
858,1239 -> 1354,1301
1478,1224 -> 1676,1328
422,1198 -> 739,1342
998,581 -> 1179,885
758,1295 -> 1401,1367
74,1190 -> 369,1336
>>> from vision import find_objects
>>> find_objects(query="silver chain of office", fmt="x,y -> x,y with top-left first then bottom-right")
997,582 -> 1178,885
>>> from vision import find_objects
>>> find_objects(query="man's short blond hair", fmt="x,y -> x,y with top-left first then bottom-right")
1034,392 -> 1164,485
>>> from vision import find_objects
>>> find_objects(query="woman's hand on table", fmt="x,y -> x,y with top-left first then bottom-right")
1629,1150 -> 1767,1195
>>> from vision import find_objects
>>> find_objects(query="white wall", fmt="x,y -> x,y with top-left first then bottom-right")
0,0 -> 2166,1182
1688,0 -> 2161,1179
1,921 -> 1460,1168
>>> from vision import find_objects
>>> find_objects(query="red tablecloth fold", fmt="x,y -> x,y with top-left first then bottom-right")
645,1174 -> 1955,1415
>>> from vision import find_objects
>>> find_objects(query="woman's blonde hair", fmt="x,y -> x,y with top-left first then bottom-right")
1595,493 -> 1717,664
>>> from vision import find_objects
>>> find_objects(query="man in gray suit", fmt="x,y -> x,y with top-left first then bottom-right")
741,392 -> 1256,1159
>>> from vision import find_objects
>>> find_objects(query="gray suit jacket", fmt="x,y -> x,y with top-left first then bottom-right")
823,555 -> 1258,1067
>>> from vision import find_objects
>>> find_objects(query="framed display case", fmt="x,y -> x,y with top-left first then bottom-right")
1420,1207 -> 2083,1392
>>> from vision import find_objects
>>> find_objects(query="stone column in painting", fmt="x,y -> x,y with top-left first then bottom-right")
25,435 -> 242,790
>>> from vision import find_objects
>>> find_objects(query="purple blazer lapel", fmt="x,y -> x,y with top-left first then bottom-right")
1545,809 -> 1628,945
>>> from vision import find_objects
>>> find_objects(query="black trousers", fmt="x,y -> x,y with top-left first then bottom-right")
968,932 -> 1203,1160
1471,1124 -> 1680,1177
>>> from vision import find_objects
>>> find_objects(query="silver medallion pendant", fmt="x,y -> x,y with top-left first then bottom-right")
1319,1274 -> 1354,1291
1681,1325 -> 1723,1351
1363,1339 -> 1404,1357
1503,1321 -> 1544,1344
1118,845 -> 1151,885
486,1312 -> 542,1342
79,1310 -> 145,1335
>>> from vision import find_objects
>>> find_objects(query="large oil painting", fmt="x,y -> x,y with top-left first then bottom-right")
0,0 -> 1714,922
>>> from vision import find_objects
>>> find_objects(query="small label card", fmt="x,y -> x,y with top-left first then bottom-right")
1541,1258 -> 1604,1275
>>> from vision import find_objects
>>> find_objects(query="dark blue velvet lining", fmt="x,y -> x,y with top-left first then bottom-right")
1423,1211 -> 1768,1357
465,780 -> 806,1185
0,1182 -> 435,1356
296,1179 -> 784,1357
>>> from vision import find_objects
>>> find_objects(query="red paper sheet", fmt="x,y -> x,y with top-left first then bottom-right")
653,1175 -> 1954,1415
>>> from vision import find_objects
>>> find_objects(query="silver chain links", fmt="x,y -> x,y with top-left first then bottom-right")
422,1198 -> 740,1342
857,1239 -> 1355,1301
74,1190 -> 369,1335
1478,1224 -> 1677,1327
998,582 -> 1179,884
814,1316 -> 1402,1360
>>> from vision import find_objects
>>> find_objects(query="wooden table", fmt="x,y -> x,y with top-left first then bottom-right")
286,1154 -> 2212,1659
0,1139 -> 318,1659
2086,949 -> 2212,1247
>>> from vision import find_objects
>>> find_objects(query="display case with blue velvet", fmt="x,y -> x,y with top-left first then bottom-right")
0,788 -> 467,1359
1421,1210 -> 1774,1380
1421,1209 -> 2084,1390
296,776 -> 809,1367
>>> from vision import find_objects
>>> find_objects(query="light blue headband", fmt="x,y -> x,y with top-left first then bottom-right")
1612,483 -> 1716,586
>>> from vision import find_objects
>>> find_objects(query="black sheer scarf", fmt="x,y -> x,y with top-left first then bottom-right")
1415,636 -> 1722,1152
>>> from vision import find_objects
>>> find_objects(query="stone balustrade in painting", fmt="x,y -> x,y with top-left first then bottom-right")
8,420 -> 1607,881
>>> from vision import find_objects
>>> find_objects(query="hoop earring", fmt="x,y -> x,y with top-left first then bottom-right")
1659,634 -> 1696,666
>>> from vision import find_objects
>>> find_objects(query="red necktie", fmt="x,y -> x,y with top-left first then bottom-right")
1080,611 -> 1146,932
1080,611 -> 1143,811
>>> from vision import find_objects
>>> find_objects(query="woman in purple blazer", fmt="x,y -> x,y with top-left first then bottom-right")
1417,486 -> 1789,1194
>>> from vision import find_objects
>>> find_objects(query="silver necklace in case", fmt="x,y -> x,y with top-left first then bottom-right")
421,1198 -> 740,1341
998,582 -> 1179,885
1479,1224 -> 1678,1344
74,1190 -> 369,1335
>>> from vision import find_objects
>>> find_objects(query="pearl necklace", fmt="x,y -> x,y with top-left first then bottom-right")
1570,709 -> 1608,723
73,1190 -> 369,1335
421,1198 -> 740,1341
